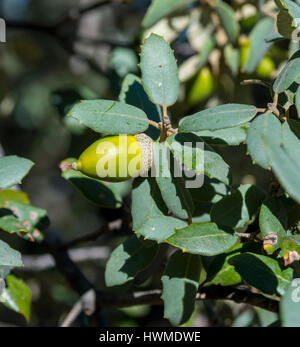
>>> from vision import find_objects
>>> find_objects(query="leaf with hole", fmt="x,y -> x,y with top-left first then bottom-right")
259,197 -> 287,254
2,201 -> 49,242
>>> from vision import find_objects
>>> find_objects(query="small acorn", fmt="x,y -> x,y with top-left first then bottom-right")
72,134 -> 153,182
186,66 -> 216,106
239,36 -> 275,79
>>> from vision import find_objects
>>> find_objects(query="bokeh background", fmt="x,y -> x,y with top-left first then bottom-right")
0,0 -> 286,326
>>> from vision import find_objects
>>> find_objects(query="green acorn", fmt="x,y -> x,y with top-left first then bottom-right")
73,134 -> 153,182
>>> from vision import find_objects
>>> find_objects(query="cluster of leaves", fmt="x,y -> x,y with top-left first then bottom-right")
0,156 -> 50,320
3,0 -> 300,327
57,0 -> 300,326
140,0 -> 290,108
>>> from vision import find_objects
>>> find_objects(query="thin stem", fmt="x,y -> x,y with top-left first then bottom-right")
256,108 -> 267,113
241,79 -> 270,88
60,300 -> 82,327
160,104 -> 171,142
273,91 -> 279,107
96,286 -> 279,313
60,289 -> 97,327
147,119 -> 161,130
162,104 -> 170,127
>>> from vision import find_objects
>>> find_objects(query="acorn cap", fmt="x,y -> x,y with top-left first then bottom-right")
134,133 -> 153,176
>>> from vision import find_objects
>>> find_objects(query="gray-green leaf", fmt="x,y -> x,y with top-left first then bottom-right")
0,240 -> 22,267
1,274 -> 31,320
161,250 -> 201,325
246,113 -> 282,169
179,104 -> 257,132
211,184 -> 265,231
229,253 -> 293,296
259,197 -> 287,253
273,50 -> 300,93
119,73 -> 162,140
137,216 -> 187,243
280,277 -> 300,327
166,222 -> 238,256
131,177 -> 167,231
62,164 -> 122,209
0,156 -> 34,189
243,18 -> 274,74
105,236 -> 158,287
194,123 -> 249,146
142,0 -> 195,28
68,99 -> 149,135
153,142 -> 194,219
262,121 -> 300,204
168,133 -> 231,185
215,0 -> 239,44
140,34 -> 180,107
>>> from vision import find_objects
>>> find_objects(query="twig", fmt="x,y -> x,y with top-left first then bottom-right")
21,246 -> 110,271
96,286 -> 279,313
147,120 -> 161,130
160,105 -> 173,142
235,232 -> 255,239
61,289 -> 97,327
256,108 -> 267,113
42,229 -> 279,314
267,91 -> 281,118
162,104 -> 171,130
241,79 -> 270,88
60,300 -> 82,327
42,231 -> 96,295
